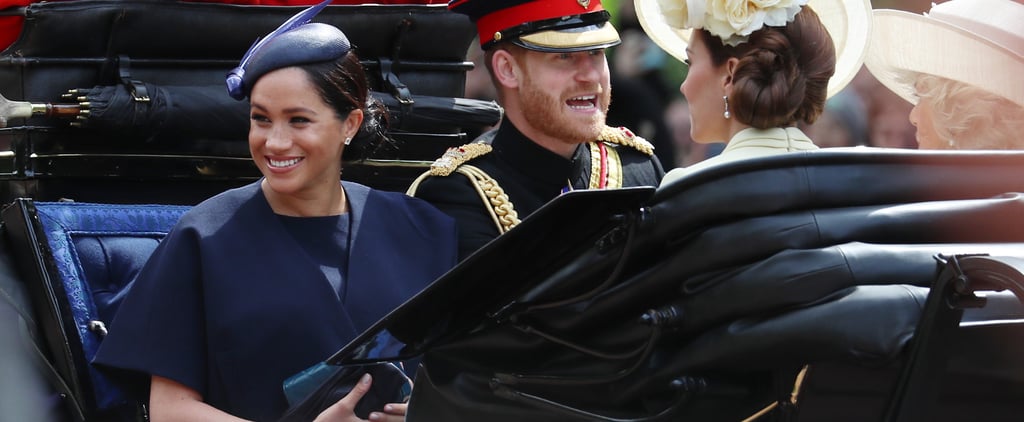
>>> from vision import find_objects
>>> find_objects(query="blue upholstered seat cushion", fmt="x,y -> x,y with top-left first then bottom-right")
72,236 -> 164,325
33,202 -> 189,411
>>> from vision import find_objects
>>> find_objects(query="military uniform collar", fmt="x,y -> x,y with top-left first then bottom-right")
491,117 -> 581,188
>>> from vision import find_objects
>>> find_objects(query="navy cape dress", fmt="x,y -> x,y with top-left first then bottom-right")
93,180 -> 458,420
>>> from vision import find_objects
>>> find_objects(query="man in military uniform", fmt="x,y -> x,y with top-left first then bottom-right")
408,0 -> 666,259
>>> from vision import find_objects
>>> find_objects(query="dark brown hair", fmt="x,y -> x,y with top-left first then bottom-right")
699,7 -> 835,128
301,52 -> 393,160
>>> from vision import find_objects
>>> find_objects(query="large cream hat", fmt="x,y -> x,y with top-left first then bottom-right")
634,0 -> 872,99
863,0 -> 1024,108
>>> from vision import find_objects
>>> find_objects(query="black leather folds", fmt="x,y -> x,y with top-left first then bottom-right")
329,149 -> 1024,421
7,0 -> 474,99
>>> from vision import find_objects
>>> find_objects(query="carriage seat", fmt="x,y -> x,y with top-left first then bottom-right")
2,199 -> 189,420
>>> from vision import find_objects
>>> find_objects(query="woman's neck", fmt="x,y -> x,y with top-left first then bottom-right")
262,179 -> 348,217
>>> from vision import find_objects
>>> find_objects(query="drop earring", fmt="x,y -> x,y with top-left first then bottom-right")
723,95 -> 731,119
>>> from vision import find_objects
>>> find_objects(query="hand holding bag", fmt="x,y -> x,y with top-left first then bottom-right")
277,361 -> 411,422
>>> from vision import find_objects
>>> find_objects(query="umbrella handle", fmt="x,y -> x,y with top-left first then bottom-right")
0,92 -> 32,128
0,92 -> 82,128
35,103 -> 82,118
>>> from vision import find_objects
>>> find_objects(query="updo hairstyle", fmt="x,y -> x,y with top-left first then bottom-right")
698,7 -> 836,128
299,52 -> 393,160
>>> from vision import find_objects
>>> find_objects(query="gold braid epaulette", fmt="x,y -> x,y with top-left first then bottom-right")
406,143 -> 520,233
598,126 -> 655,156
457,165 -> 521,233
427,143 -> 493,176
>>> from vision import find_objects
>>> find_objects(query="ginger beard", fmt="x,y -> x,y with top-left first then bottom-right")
517,69 -> 611,146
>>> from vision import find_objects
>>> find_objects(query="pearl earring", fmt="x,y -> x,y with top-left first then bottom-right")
723,95 -> 731,119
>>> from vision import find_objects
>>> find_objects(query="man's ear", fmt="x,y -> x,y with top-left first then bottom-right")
492,49 -> 521,89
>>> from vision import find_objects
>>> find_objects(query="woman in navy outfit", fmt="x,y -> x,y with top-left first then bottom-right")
92,3 -> 458,420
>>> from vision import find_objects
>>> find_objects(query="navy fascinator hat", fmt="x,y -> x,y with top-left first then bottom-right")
225,0 -> 352,100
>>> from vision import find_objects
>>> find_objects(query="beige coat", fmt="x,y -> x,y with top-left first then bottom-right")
660,127 -> 819,186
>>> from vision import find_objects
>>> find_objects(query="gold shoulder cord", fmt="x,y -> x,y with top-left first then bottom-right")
598,125 -> 655,156
588,142 -> 623,189
742,364 -> 810,422
586,126 -> 654,189
406,143 -> 521,234
457,165 -> 521,233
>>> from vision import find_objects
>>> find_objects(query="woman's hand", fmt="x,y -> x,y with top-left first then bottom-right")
368,402 -> 407,422
313,374 -> 407,422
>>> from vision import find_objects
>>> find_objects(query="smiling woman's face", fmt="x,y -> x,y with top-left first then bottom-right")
248,66 -> 358,201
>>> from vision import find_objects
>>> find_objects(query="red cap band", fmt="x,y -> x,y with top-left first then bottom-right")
462,0 -> 606,46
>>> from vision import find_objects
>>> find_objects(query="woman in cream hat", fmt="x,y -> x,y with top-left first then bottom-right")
864,0 -> 1024,150
635,0 -> 872,184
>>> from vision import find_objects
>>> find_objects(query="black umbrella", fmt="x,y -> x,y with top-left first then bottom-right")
64,83 -> 502,141
376,93 -> 502,133
66,83 -> 250,142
